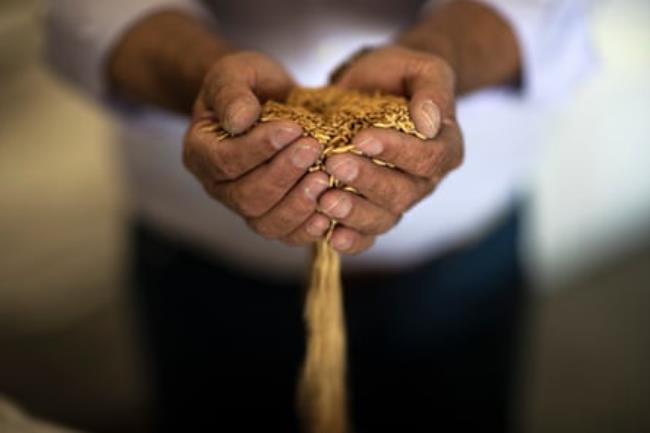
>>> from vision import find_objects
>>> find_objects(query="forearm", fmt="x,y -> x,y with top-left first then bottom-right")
107,10 -> 233,113
397,0 -> 521,95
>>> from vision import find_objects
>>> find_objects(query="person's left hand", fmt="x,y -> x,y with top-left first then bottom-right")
323,45 -> 464,254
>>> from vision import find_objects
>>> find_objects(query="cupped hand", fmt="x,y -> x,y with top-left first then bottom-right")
183,51 -> 334,245
324,45 -> 464,254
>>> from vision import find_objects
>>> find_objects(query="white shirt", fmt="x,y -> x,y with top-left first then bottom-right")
45,0 -> 595,281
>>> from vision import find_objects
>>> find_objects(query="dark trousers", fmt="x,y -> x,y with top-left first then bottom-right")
131,206 -> 526,433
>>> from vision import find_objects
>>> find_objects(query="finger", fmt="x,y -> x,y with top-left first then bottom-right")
328,47 -> 374,84
187,119 -> 303,181
330,226 -> 375,255
404,57 -> 455,139
208,79 -> 261,134
353,126 -> 463,179
282,213 -> 331,246
248,171 -> 329,239
318,189 -> 399,235
325,153 -> 429,215
204,52 -> 295,134
335,46 -> 454,139
333,51 -> 403,94
215,137 -> 321,218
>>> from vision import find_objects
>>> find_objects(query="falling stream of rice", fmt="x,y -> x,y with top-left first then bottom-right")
209,86 -> 424,433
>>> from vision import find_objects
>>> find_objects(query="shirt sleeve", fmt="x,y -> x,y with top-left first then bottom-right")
44,0 -> 212,98
423,0 -> 597,102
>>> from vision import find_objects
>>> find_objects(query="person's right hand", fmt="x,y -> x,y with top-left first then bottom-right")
183,51 -> 333,246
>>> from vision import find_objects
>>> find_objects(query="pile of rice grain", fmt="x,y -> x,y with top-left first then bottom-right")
210,86 -> 424,433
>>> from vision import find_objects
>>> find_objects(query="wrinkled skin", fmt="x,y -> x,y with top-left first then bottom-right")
183,47 -> 464,254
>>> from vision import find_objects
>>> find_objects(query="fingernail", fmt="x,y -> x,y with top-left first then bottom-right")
323,195 -> 352,219
271,125 -> 303,149
291,143 -> 319,169
332,234 -> 352,251
304,177 -> 329,201
328,158 -> 358,183
224,101 -> 252,134
355,136 -> 383,156
421,100 -> 441,139
307,218 -> 329,237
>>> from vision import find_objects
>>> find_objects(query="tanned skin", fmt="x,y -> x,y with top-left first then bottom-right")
107,1 -> 521,254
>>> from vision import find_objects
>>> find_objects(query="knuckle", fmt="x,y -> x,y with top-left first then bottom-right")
257,208 -> 305,240
319,189 -> 340,212
373,213 -> 399,235
282,230 -> 310,247
248,218 -> 281,240
416,145 -> 445,178
306,170 -> 330,191
220,164 -> 239,181
243,125 -> 280,161
421,54 -> 453,78
372,180 -> 398,212
294,193 -> 317,215
227,184 -> 265,218
413,150 -> 438,178
257,127 -> 280,153
275,212 -> 299,233
387,185 -> 416,214
437,146 -> 459,176
238,197 -> 267,219
420,58 -> 439,74
410,55 -> 441,77
210,146 -> 238,180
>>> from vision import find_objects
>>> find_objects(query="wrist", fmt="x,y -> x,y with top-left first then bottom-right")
155,17 -> 235,97
395,0 -> 521,94
108,10 -> 236,113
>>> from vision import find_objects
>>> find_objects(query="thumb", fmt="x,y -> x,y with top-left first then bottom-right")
203,52 -> 295,135
405,61 -> 455,139
205,81 -> 261,135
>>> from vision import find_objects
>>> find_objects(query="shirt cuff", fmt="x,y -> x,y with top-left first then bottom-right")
45,0 -> 212,99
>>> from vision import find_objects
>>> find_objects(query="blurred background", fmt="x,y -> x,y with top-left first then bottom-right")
0,0 -> 648,432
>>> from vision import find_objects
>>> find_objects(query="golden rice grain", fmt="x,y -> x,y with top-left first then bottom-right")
209,86 -> 424,433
